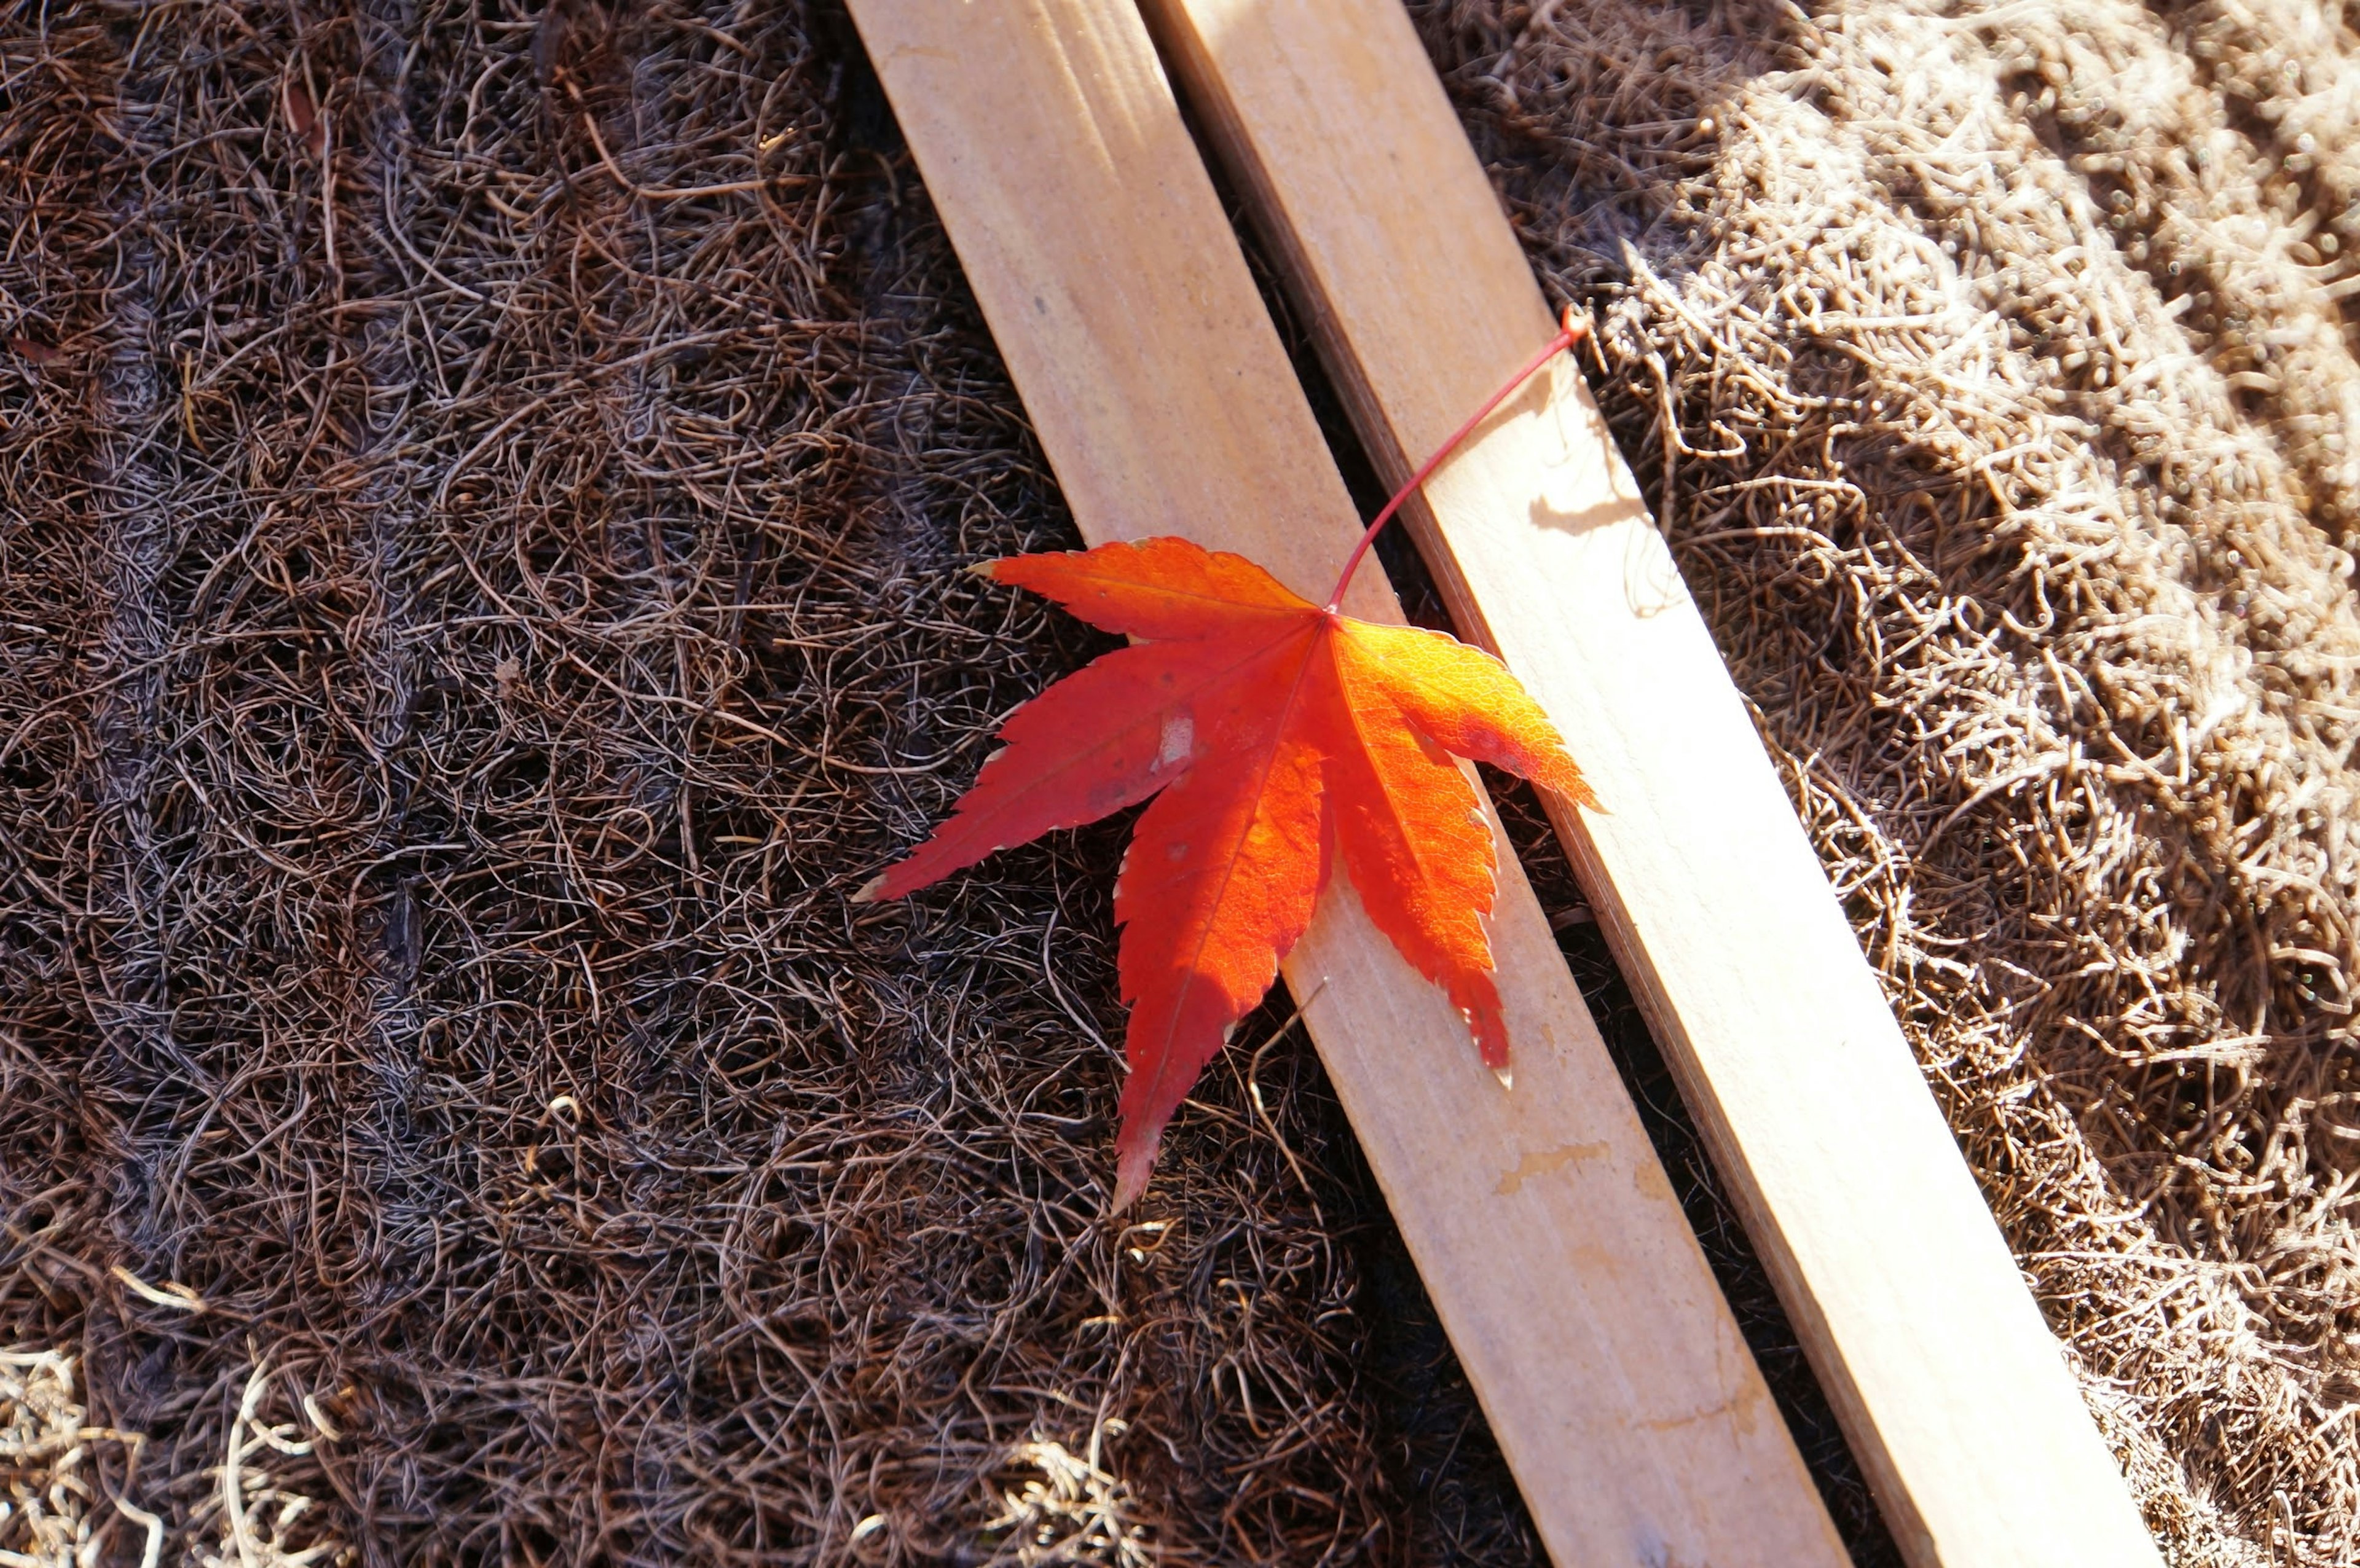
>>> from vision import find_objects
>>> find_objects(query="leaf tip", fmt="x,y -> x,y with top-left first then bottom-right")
1109,1158 -> 1151,1216
1491,1063 -> 1514,1091
850,871 -> 889,904
964,559 -> 1004,582
1546,766 -> 1603,815
1109,1110 -> 1173,1215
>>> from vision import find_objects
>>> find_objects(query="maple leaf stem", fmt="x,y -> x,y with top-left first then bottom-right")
1324,305 -> 1589,614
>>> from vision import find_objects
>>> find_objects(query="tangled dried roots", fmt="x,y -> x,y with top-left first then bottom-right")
187,1362 -> 347,1568
0,1348 -> 160,1568
977,1438 -> 1152,1568
1423,0 -> 2360,1561
10,0 -> 2360,1561
0,1 -> 1527,1562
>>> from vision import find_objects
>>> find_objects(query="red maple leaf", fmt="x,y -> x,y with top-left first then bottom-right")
861,315 -> 1594,1209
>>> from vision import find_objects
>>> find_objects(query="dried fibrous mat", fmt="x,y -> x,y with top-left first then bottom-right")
978,1440 -> 1152,1568
1,1348 -> 159,1568
6,0 -> 2358,1562
0,1 -> 1532,1563
181,1362 -> 346,1568
1420,0 -> 2360,1561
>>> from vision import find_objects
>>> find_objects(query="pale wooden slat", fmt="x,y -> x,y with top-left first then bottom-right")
1136,2 -> 2163,1564
843,4 -> 1851,1564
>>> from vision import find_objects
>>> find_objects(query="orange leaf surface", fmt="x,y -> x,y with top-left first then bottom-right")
862,536 -> 1594,1209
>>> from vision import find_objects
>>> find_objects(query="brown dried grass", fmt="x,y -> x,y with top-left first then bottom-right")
6,0 -> 2359,1563
1423,0 -> 2360,1561
0,1 -> 1530,1562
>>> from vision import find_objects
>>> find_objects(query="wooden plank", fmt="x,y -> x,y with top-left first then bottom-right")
1135,2 -> 2163,1565
843,4 -> 1850,1564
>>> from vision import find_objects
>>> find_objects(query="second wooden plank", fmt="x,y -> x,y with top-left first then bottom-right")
1138,2 -> 2163,1564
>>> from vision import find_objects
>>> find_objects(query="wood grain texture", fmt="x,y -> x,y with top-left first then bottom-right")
843,3 -> 1851,1563
1135,2 -> 2165,1564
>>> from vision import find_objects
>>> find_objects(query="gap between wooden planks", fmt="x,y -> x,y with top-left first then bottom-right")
1137,2 -> 2165,1566
843,2 -> 1851,1564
